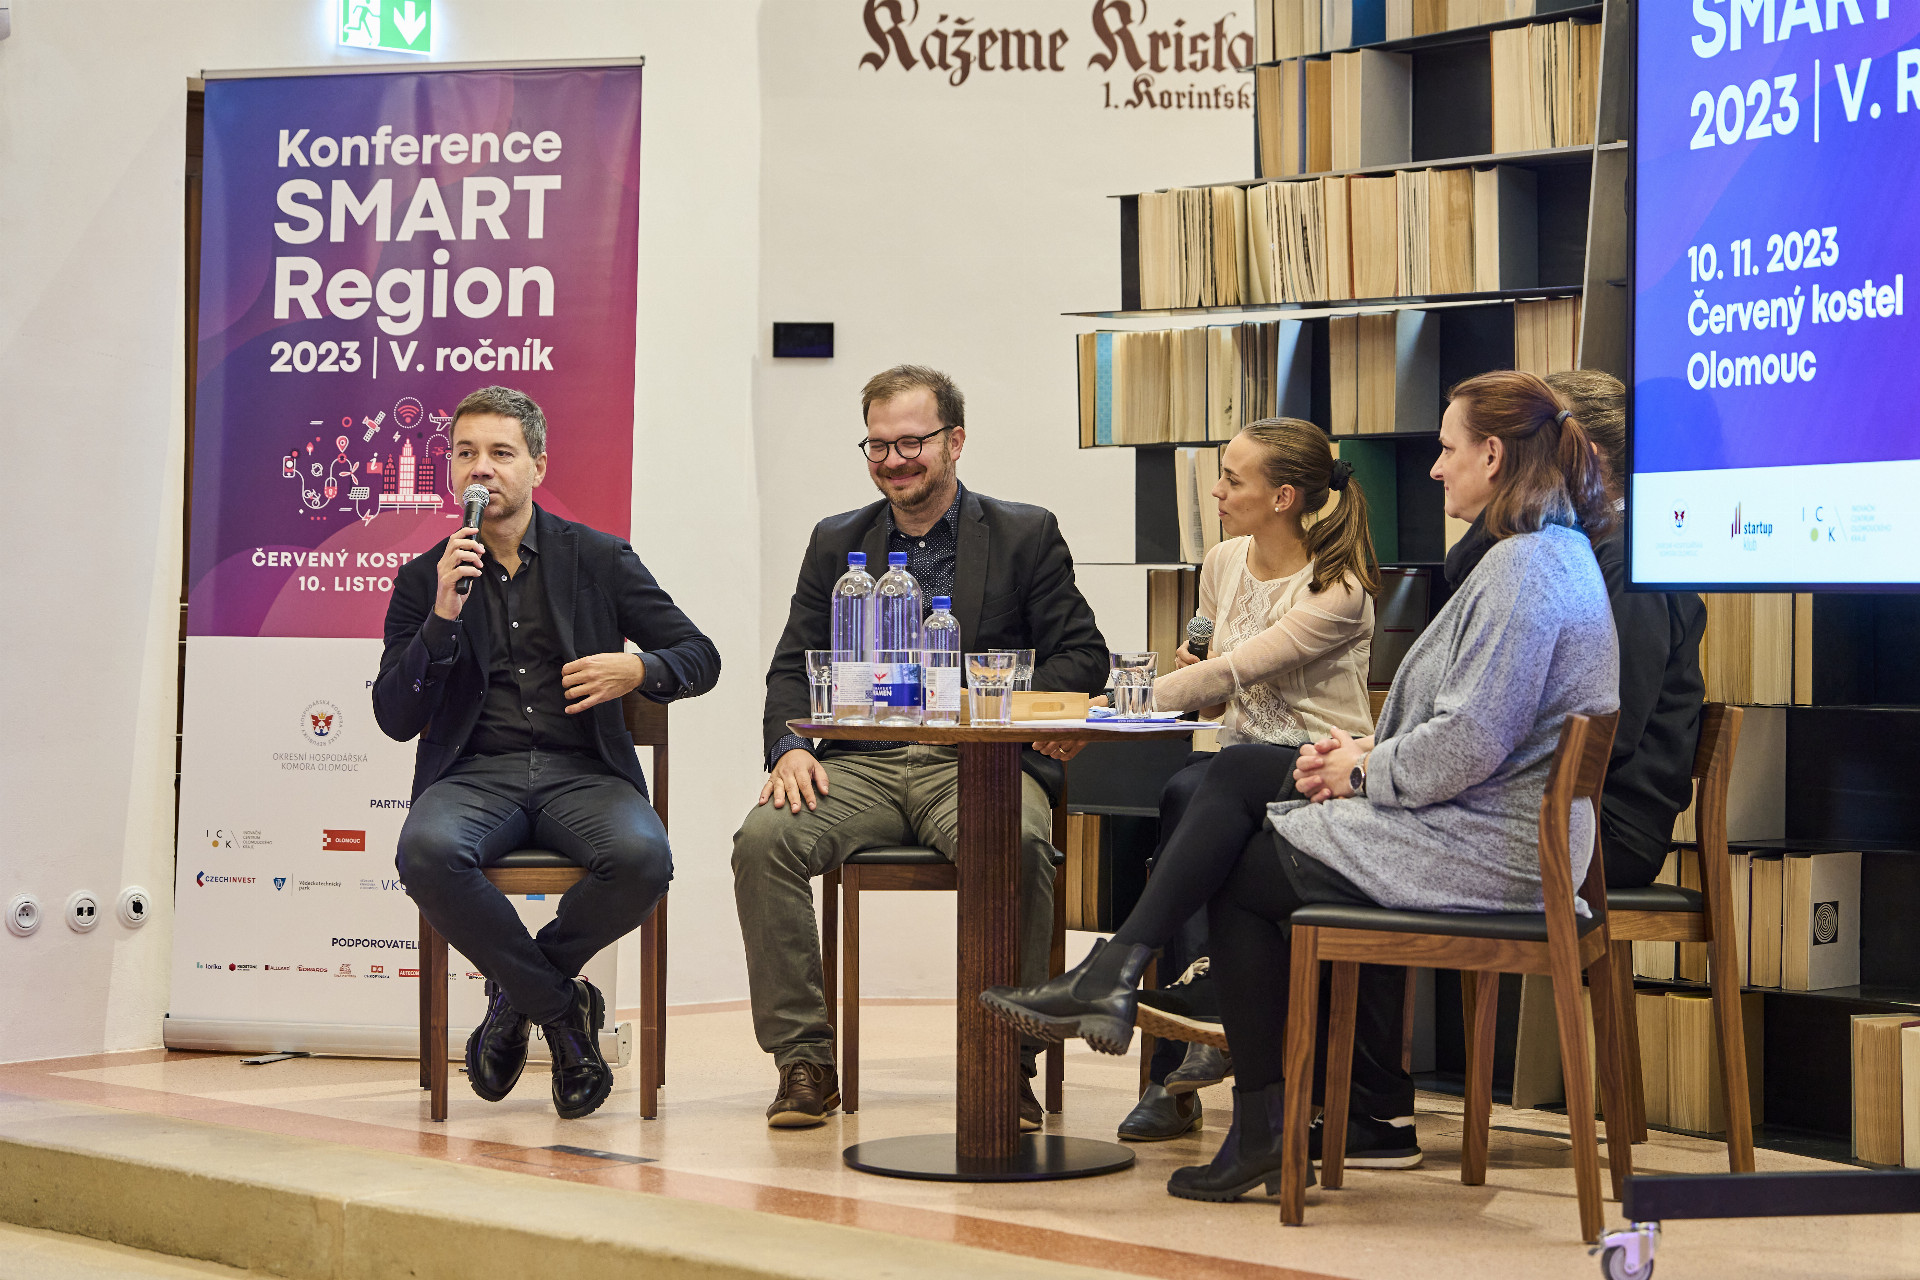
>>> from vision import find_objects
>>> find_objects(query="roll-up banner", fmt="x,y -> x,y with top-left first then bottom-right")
170,61 -> 642,1057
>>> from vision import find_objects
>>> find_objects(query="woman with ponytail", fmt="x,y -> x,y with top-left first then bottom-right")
1031,419 -> 1381,1142
985,372 -> 1620,1203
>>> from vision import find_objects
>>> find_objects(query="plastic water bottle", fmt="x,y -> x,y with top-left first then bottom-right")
871,551 -> 924,726
830,552 -> 876,724
921,596 -> 962,727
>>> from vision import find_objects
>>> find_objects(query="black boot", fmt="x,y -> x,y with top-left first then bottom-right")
1166,1080 -> 1312,1202
978,938 -> 1154,1055
1118,1084 -> 1203,1141
464,979 -> 530,1102
541,977 -> 613,1120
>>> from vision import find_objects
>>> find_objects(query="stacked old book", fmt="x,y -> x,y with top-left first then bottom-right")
1076,321 -> 1312,446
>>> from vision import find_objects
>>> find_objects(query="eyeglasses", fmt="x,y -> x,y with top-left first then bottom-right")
857,425 -> 953,463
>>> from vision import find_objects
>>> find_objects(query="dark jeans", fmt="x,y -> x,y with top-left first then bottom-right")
396,750 -> 671,1025
1601,813 -> 1665,889
1113,743 -> 1414,1119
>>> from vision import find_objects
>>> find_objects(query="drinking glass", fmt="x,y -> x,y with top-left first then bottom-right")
804,651 -> 835,722
966,651 -> 1018,726
1108,651 -> 1158,721
993,648 -> 1036,692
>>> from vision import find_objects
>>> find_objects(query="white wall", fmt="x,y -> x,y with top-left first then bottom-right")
0,0 -> 761,1062
0,0 -> 1248,1062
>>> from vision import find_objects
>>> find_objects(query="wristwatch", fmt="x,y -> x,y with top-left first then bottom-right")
1349,751 -> 1370,797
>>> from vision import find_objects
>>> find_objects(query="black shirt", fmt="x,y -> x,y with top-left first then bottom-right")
430,518 -> 597,758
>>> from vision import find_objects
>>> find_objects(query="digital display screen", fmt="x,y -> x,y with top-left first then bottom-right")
1631,1 -> 1920,588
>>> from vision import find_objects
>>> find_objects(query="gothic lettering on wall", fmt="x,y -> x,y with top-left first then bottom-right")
858,0 -> 1255,109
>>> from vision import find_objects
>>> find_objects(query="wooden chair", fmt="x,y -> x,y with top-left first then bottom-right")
418,691 -> 671,1122
821,794 -> 1070,1115
1607,703 -> 1752,1166
1282,711 -> 1632,1243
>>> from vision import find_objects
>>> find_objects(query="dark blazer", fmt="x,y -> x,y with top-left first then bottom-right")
374,505 -> 720,801
1592,530 -> 1707,885
763,488 -> 1109,799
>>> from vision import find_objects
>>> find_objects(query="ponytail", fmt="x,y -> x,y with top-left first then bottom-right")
1447,371 -> 1615,542
1239,418 -> 1381,596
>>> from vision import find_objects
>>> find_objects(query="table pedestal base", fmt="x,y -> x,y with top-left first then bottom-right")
843,1134 -> 1136,1182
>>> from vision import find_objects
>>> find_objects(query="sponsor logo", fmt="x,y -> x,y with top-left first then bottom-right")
323,829 -> 366,851
302,700 -> 344,746
196,873 -> 258,887
297,879 -> 343,891
368,964 -> 391,979
330,937 -> 417,949
1729,503 -> 1773,538
336,963 -> 354,977
1672,509 -> 1686,529
204,827 -> 272,850
228,963 -> 258,972
195,961 -> 225,970
466,971 -> 484,979
273,877 -> 287,891
265,965 -> 291,971
400,968 -> 420,978
360,878 -> 407,891
297,965 -> 329,973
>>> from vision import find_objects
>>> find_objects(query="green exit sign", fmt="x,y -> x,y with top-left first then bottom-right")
339,0 -> 433,55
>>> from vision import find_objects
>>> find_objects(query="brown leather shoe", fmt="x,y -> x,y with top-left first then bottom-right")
1019,1074 -> 1043,1132
767,1061 -> 840,1128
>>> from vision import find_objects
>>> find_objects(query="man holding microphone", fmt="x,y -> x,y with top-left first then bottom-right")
374,386 -> 719,1120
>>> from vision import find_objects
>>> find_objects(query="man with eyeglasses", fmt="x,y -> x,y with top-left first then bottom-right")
733,364 -> 1109,1128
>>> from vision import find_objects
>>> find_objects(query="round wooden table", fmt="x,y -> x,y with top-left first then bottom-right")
794,718 -> 1194,1182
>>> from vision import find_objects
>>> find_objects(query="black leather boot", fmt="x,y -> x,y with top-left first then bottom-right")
1118,1084 -> 1202,1141
464,979 -> 530,1103
978,938 -> 1154,1054
541,977 -> 613,1120
1166,1080 -> 1312,1202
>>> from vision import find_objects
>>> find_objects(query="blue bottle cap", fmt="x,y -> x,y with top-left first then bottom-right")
888,552 -> 909,567
932,596 -> 951,610
848,552 -> 866,566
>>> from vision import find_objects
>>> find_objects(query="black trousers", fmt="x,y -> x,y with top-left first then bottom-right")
1146,752 -> 1216,1084
1114,743 -> 1414,1119
396,750 -> 671,1025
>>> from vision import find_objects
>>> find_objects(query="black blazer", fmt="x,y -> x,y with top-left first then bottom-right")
373,506 -> 721,801
763,488 -> 1109,799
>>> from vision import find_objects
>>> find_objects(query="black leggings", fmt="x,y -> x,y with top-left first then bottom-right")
1112,743 -> 1414,1118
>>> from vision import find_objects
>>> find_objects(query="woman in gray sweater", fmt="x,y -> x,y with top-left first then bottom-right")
982,370 -> 1619,1201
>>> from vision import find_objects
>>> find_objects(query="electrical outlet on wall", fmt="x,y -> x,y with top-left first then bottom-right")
66,891 -> 101,932
118,886 -> 151,928
7,894 -> 42,937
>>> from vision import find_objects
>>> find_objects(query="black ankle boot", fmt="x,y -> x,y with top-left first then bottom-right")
542,977 -> 613,1120
978,938 -> 1154,1054
465,978 -> 530,1102
1166,1080 -> 1312,1202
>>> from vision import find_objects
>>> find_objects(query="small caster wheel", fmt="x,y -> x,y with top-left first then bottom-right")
1600,1244 -> 1653,1280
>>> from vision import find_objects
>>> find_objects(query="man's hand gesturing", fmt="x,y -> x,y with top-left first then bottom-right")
433,526 -> 485,620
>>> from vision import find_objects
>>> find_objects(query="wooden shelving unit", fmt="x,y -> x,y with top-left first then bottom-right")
1065,0 -> 1920,1164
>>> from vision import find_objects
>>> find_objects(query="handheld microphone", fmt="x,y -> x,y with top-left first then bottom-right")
455,485 -> 490,597
1187,614 -> 1214,662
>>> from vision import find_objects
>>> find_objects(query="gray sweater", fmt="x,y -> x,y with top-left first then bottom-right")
1269,524 -> 1619,914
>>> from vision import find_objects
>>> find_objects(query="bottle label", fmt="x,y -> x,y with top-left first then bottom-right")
925,666 -> 962,713
833,661 -> 872,705
871,662 -> 922,709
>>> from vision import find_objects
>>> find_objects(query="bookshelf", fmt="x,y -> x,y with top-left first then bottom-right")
1067,0 -> 1920,1164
